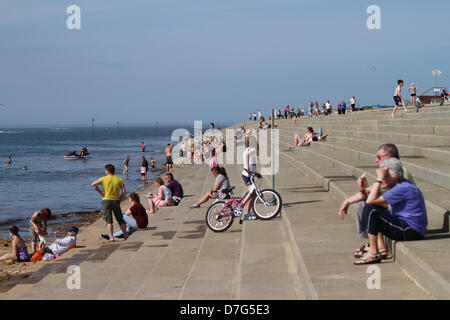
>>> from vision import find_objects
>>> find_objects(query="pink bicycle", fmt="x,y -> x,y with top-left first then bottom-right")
205,172 -> 282,232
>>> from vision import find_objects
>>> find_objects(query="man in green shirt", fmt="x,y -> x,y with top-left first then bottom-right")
92,164 -> 128,241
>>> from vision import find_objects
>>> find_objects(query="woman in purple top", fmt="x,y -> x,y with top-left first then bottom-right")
355,158 -> 427,265
165,173 -> 183,205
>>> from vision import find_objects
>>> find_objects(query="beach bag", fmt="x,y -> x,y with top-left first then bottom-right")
30,250 -> 45,262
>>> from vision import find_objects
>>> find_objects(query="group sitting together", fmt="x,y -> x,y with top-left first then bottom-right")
0,207 -> 80,263
339,143 -> 428,265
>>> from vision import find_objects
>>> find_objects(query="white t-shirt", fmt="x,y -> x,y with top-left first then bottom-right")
48,236 -> 76,255
242,147 -> 257,177
350,98 -> 355,105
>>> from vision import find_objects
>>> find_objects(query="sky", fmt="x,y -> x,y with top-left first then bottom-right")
0,0 -> 449,127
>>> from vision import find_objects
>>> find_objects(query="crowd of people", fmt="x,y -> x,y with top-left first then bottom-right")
0,207 -> 80,263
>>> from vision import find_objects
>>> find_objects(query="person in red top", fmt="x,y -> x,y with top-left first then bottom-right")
102,192 -> 148,239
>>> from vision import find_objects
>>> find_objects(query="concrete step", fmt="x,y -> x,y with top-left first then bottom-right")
278,138 -> 449,230
280,137 -> 450,194
1,165 -> 202,300
274,154 -> 431,299
278,141 -> 450,299
283,124 -> 450,136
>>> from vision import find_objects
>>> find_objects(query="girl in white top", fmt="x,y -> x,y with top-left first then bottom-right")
242,136 -> 257,219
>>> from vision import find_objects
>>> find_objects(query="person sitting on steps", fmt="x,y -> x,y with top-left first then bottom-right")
354,158 -> 427,265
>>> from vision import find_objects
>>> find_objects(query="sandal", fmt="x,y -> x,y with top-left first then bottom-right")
354,252 -> 381,265
378,249 -> 389,260
354,244 -> 370,258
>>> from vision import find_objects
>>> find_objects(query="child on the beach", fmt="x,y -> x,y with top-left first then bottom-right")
29,208 -> 51,252
392,79 -> 411,118
0,226 -> 30,263
146,177 -> 173,214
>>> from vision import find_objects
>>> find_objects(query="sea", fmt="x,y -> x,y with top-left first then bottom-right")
0,122 -> 230,238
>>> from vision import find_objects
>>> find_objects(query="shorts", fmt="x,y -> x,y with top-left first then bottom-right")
393,96 -> 402,106
166,156 -> 173,165
153,198 -> 169,208
411,93 -> 416,97
102,200 -> 125,225
242,174 -> 252,186
29,224 -> 42,242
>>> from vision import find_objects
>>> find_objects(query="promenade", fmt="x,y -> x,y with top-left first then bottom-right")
1,104 -> 450,300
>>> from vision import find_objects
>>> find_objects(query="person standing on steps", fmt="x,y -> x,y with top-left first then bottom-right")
349,96 -> 356,112
408,82 -> 419,106
392,79 -> 411,118
91,164 -> 128,242
242,135 -> 258,220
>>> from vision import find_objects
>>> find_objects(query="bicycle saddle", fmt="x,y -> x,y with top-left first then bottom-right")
222,186 -> 235,194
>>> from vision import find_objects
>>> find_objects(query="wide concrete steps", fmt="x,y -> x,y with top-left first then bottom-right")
277,138 -> 450,299
274,154 -> 430,299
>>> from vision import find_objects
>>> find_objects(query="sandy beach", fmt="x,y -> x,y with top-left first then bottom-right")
0,165 -> 168,288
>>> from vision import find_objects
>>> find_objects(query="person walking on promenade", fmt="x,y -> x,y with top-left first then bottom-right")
248,113 -> 252,121
308,101 -> 313,117
140,156 -> 148,184
408,82 -> 419,106
392,79 -> 411,118
91,164 -> 128,242
253,112 -> 256,121
349,96 -> 356,112
123,155 -> 130,176
29,208 -> 51,252
165,143 -> 174,172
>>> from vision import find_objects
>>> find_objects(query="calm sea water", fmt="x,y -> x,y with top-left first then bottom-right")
0,124 -> 222,227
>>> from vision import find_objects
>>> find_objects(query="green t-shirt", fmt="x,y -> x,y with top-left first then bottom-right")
99,175 -> 124,201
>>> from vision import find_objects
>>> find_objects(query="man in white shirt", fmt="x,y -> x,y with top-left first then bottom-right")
44,226 -> 78,256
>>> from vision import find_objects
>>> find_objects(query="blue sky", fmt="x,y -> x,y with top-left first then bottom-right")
0,0 -> 449,126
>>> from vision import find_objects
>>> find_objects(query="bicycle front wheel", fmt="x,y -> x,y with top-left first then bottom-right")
205,201 -> 234,232
252,189 -> 282,220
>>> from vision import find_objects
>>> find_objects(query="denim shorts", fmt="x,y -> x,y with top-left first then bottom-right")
242,174 -> 252,186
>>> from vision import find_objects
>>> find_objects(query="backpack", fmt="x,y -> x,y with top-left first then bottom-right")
30,250 -> 45,262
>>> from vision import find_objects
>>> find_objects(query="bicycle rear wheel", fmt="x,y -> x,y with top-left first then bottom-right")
205,201 -> 234,232
252,189 -> 282,220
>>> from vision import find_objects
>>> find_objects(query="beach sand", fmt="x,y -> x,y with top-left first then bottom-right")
0,211 -> 102,285
0,167 -> 169,288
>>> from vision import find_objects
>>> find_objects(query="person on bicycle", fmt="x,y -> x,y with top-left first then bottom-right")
242,135 -> 257,220
190,167 -> 230,209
